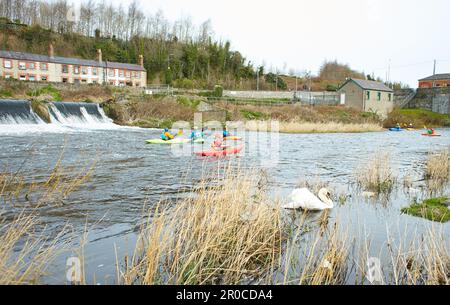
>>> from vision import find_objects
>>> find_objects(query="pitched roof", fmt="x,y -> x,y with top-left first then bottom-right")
340,78 -> 393,92
419,73 -> 450,81
0,50 -> 145,71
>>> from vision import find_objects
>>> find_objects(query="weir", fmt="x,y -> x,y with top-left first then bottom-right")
0,99 -> 114,128
48,102 -> 113,125
0,99 -> 44,124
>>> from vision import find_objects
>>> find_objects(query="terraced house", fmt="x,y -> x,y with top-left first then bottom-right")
0,44 -> 147,87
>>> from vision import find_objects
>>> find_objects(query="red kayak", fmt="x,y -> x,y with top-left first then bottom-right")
422,133 -> 441,137
194,145 -> 244,157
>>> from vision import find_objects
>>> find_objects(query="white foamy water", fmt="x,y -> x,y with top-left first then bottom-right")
0,100 -> 141,135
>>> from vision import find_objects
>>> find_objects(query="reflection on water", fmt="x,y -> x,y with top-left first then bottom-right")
0,127 -> 449,284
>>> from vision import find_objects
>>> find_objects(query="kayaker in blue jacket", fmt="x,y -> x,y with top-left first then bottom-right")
223,127 -> 231,138
189,127 -> 204,140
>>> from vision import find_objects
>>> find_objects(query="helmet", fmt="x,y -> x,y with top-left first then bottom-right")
164,128 -> 169,132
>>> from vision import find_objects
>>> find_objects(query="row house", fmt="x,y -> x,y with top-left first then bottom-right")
0,44 -> 147,87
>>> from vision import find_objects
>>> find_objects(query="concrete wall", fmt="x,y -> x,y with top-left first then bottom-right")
223,90 -> 294,99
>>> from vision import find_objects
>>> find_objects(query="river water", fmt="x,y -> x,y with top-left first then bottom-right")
0,112 -> 449,284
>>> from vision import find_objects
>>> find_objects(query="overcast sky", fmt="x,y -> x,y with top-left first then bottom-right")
116,0 -> 450,87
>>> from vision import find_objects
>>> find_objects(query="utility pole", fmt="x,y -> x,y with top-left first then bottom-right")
275,69 -> 278,91
433,59 -> 436,75
256,68 -> 259,91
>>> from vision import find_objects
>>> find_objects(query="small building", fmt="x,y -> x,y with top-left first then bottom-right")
0,44 -> 147,87
418,73 -> 450,88
338,78 -> 394,117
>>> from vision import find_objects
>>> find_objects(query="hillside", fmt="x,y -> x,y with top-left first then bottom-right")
0,18 -> 255,90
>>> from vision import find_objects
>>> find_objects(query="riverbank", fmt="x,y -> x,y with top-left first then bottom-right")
103,95 -> 384,133
384,108 -> 450,128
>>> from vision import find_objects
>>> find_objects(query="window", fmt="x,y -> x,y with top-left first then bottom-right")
4,60 -> 12,69
74,66 -> 80,74
388,93 -> 392,101
29,75 -> 36,81
119,70 -> 124,77
92,80 -> 97,84
81,79 -> 87,83
41,76 -> 48,81
366,91 -> 370,100
62,78 -> 68,83
108,69 -> 115,77
81,67 -> 87,75
40,63 -> 48,71
92,68 -> 97,76
19,62 -> 26,70
135,82 -> 140,87
62,65 -> 69,73
4,73 -> 12,79
377,92 -> 381,101
28,62 -> 35,70
126,71 -> 131,78
19,74 -> 26,81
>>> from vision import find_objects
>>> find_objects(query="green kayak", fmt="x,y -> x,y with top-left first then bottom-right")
146,138 -> 205,144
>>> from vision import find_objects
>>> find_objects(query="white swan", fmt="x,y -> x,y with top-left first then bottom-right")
283,188 -> 334,211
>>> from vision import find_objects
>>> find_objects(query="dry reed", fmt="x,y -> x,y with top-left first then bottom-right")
356,152 -> 396,194
119,168 -> 285,285
242,120 -> 383,134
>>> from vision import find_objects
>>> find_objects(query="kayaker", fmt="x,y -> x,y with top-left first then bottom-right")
223,127 -> 231,138
211,134 -> 225,151
395,123 -> 401,129
408,123 -> 414,129
189,127 -> 203,140
427,127 -> 435,135
161,128 -> 175,141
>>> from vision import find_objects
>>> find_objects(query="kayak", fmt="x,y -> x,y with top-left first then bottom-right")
194,145 -> 244,157
223,136 -> 242,141
146,138 -> 205,144
389,128 -> 403,132
406,128 -> 416,131
421,133 -> 441,137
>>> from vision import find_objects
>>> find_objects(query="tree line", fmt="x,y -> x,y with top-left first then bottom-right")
0,0 -> 257,89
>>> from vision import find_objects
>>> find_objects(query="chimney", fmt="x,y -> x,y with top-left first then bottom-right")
139,54 -> 144,67
97,49 -> 102,63
48,43 -> 54,58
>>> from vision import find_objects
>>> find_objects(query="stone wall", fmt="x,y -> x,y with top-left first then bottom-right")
407,87 -> 450,110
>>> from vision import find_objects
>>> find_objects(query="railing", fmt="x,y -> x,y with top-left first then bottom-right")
396,89 -> 416,109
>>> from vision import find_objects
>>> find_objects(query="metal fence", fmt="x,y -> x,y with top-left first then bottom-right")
293,91 -> 341,106
143,84 -> 173,95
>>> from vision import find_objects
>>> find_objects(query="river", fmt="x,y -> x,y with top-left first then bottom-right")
0,101 -> 449,284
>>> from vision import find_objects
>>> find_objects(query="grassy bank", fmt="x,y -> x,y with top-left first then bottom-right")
384,108 -> 450,128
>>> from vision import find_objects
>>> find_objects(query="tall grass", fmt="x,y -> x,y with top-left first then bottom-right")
425,149 -> 449,182
0,152 -> 95,284
356,152 -> 396,194
241,120 -> 383,134
119,168 -> 285,285
0,212 -> 64,284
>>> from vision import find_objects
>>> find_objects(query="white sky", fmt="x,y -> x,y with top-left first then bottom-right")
117,0 -> 450,87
